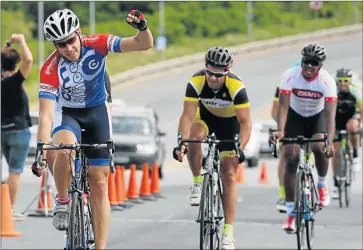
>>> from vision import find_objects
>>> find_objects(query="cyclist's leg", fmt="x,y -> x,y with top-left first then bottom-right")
187,107 -> 208,206
82,102 -> 112,250
347,115 -> 361,171
309,110 -> 330,207
276,144 -> 286,212
215,115 -> 239,248
283,108 -> 303,233
51,110 -> 81,231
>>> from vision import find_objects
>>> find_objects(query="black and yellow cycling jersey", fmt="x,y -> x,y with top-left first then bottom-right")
184,69 -> 250,118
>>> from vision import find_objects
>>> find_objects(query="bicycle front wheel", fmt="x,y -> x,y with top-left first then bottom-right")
199,174 -> 213,250
295,169 -> 305,250
69,191 -> 86,250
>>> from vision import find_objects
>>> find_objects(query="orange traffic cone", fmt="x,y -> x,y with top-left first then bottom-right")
236,163 -> 246,184
115,166 -> 126,206
108,172 -> 123,211
1,184 -> 21,237
140,163 -> 156,201
119,166 -> 134,208
150,163 -> 164,198
27,169 -> 54,217
259,161 -> 269,184
127,164 -> 144,204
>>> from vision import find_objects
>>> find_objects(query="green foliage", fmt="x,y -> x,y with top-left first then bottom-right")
1,2 -> 362,107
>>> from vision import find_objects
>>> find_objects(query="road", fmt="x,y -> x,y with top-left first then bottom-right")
2,34 -> 362,249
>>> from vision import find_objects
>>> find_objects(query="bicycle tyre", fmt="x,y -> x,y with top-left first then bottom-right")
295,169 -> 305,250
212,176 -> 224,249
199,173 -> 212,250
306,173 -> 316,250
338,148 -> 346,208
69,191 -> 86,250
84,196 -> 95,249
345,156 -> 352,208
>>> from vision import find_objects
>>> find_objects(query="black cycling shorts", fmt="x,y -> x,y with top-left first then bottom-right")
52,102 -> 111,166
193,104 -> 240,157
284,107 -> 326,139
335,112 -> 360,131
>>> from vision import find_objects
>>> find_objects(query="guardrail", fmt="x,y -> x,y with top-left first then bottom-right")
110,23 -> 362,85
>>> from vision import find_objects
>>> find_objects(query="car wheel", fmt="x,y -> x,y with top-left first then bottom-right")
158,166 -> 163,180
247,157 -> 259,167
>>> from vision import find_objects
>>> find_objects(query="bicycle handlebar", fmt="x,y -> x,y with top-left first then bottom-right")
34,139 -> 116,173
177,132 -> 241,159
268,129 -> 329,158
333,129 -> 362,142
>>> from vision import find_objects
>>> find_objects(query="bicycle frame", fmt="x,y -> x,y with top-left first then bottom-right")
34,139 -> 114,250
177,132 -> 240,250
269,129 -> 328,250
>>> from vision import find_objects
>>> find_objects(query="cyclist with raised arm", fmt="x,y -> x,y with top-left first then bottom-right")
173,47 -> 252,249
31,9 -> 152,249
272,43 -> 337,233
331,68 -> 362,199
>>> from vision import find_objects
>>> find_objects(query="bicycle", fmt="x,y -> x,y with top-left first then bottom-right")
34,134 -> 115,250
175,132 -> 240,250
269,129 -> 328,250
333,129 -> 361,208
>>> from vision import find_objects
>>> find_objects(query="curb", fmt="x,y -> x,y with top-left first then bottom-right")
110,23 -> 362,85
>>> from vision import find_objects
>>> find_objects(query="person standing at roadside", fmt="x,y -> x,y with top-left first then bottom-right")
1,33 -> 33,220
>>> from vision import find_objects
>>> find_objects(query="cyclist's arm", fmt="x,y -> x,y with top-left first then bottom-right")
323,74 -> 338,143
277,70 -> 292,133
178,82 -> 199,140
38,53 -> 59,159
271,85 -> 280,122
119,28 -> 153,52
18,36 -> 33,79
233,87 -> 251,151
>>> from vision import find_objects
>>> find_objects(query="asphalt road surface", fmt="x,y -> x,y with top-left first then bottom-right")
2,33 -> 362,249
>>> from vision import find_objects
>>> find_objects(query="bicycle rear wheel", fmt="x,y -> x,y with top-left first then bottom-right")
305,173 -> 318,250
199,174 -> 213,250
337,148 -> 346,208
212,176 -> 224,249
344,156 -> 352,208
295,169 -> 305,250
83,194 -> 95,249
69,191 -> 86,250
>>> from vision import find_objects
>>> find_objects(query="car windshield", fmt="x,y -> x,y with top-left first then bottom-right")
112,116 -> 152,135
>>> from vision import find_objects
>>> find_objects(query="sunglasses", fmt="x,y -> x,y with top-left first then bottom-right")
302,58 -> 320,67
337,77 -> 352,82
205,68 -> 228,78
53,36 -> 77,48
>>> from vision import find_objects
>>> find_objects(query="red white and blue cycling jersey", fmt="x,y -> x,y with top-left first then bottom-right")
39,34 -> 121,108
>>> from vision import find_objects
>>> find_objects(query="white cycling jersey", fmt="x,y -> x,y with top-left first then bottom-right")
279,65 -> 337,117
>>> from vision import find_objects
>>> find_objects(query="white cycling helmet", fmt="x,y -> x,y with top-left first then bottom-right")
44,9 -> 80,42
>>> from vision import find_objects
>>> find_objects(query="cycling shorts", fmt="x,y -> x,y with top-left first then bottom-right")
52,102 -> 111,166
193,104 -> 240,158
284,107 -> 326,139
336,112 -> 360,131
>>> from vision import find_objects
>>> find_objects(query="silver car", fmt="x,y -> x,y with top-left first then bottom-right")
28,111 -> 39,156
111,105 -> 167,179
255,119 -> 281,155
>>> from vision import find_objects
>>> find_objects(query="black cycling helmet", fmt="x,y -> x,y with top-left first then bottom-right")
336,67 -> 353,78
205,47 -> 233,69
301,43 -> 327,62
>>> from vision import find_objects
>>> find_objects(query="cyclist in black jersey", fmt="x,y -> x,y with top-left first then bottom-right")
332,68 -> 362,198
